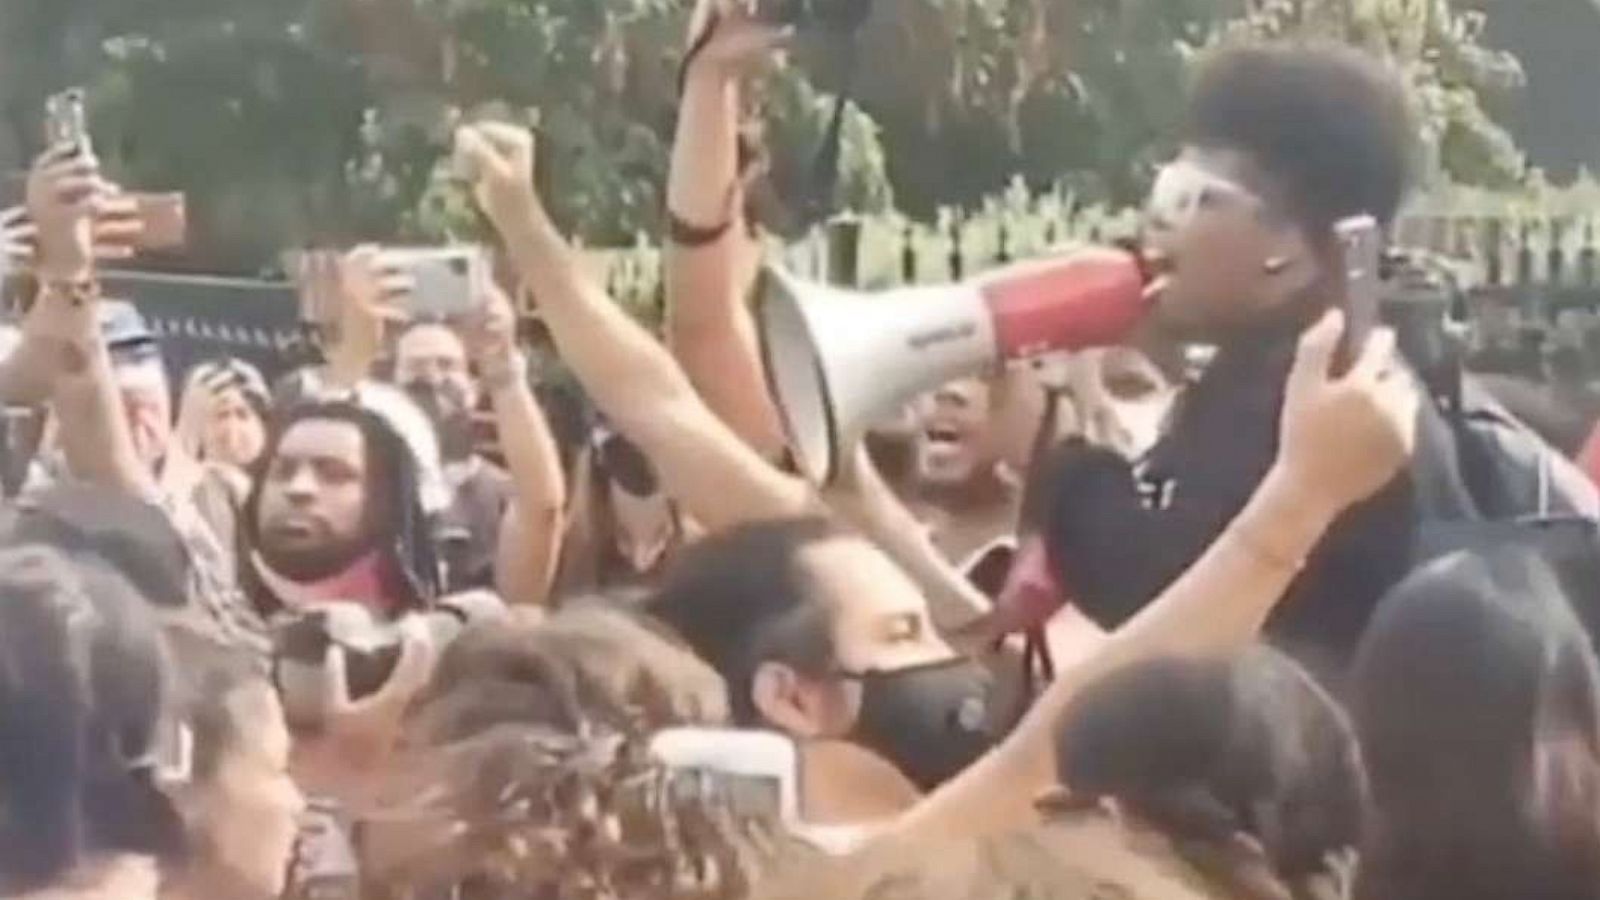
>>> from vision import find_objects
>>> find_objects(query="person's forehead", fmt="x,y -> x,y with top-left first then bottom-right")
1175,144 -> 1265,187
799,537 -> 930,624
278,418 -> 365,458
396,324 -> 466,362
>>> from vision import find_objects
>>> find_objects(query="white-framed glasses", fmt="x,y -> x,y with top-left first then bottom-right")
1146,159 -> 1268,230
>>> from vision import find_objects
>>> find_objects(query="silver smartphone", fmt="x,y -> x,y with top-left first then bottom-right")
387,247 -> 483,319
45,89 -> 91,154
1335,214 -> 1383,372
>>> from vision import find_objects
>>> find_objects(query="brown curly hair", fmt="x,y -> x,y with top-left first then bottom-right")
358,602 -> 765,899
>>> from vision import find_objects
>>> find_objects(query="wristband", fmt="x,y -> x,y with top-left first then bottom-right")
666,208 -> 737,247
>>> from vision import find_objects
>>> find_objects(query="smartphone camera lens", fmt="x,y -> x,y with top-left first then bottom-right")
447,257 -> 469,276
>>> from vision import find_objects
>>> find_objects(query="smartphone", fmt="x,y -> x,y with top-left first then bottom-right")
45,88 -> 91,154
133,192 -> 187,251
273,607 -> 403,729
648,728 -> 801,826
387,247 -> 482,319
1335,214 -> 1383,372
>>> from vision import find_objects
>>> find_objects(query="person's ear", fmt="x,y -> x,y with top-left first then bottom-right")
751,661 -> 837,738
1259,228 -> 1320,303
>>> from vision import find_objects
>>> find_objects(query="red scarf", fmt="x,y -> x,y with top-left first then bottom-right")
252,551 -> 400,617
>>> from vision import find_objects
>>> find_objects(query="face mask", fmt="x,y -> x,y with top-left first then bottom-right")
839,657 -> 996,792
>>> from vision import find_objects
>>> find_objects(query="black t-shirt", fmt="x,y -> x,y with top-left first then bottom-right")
1045,339 -> 1416,688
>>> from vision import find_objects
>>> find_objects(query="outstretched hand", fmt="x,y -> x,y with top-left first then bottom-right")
1275,310 -> 1419,519
454,123 -> 540,236
328,245 -> 411,377
25,144 -> 115,278
685,0 -> 792,81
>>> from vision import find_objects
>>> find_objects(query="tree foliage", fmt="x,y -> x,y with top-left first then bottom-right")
1229,0 -> 1526,187
0,0 -> 1531,272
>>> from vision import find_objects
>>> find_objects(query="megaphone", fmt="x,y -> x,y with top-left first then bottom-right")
758,247 -> 1151,484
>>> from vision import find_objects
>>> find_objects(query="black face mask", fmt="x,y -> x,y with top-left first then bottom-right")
840,657 -> 996,792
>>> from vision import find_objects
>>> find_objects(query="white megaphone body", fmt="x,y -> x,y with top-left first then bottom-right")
758,247 -> 1150,484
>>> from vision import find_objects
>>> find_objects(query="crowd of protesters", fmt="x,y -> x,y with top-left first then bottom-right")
5,1 -> 1600,898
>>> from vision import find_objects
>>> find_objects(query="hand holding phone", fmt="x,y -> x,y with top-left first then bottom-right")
1334,214 -> 1382,374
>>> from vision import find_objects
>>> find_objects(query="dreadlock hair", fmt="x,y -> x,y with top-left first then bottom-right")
241,397 -> 442,617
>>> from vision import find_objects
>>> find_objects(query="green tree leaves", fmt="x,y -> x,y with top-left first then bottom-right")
0,0 -> 1529,272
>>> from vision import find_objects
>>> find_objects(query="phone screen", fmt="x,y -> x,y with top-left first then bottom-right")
649,728 -> 801,825
666,769 -> 785,822
1335,214 -> 1382,373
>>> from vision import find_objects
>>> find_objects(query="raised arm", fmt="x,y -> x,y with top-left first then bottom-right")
664,0 -> 789,458
2,191 -> 140,406
823,445 -> 993,631
325,247 -> 411,391
459,277 -> 567,607
886,311 -> 1419,844
457,124 -> 815,533
19,147 -> 153,499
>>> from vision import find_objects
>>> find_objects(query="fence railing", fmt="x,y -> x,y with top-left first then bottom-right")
93,184 -> 1600,384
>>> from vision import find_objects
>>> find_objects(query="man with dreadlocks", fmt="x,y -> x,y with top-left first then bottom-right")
242,397 -> 444,619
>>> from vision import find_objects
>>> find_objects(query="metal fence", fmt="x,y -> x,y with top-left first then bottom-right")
100,269 -> 308,385
97,197 -> 1600,386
